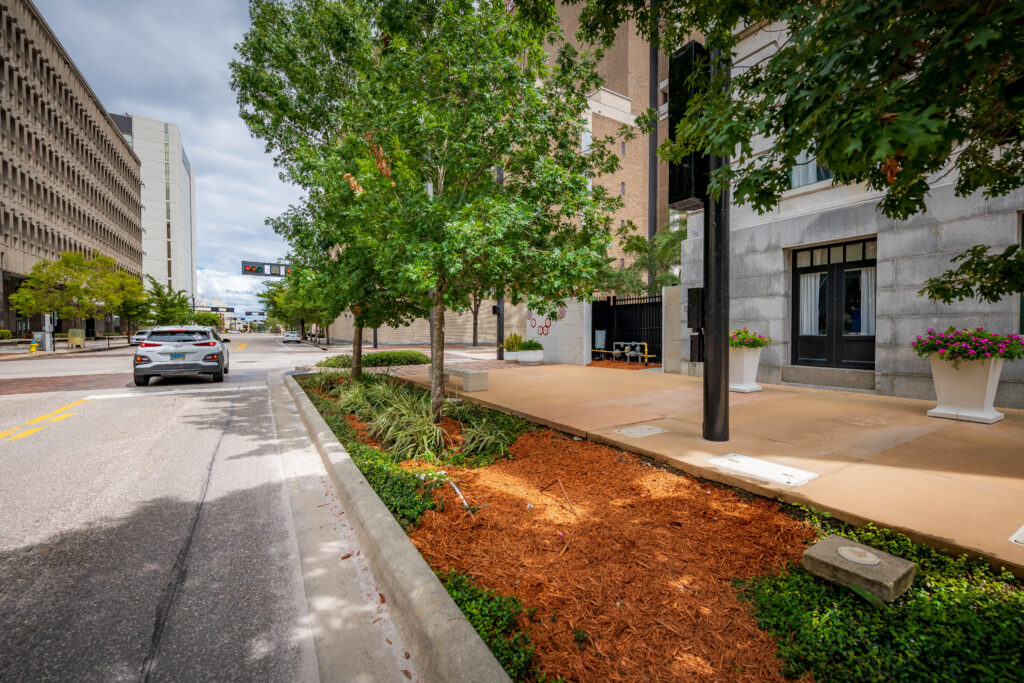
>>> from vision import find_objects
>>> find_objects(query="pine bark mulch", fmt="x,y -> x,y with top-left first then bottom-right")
409,430 -> 815,682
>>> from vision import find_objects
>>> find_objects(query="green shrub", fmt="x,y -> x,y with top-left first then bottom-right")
317,350 -> 431,368
437,570 -> 536,680
305,370 -> 350,393
54,333 -> 68,339
0,329 -> 12,340
501,332 -> 523,352
349,443 -> 442,530
519,339 -> 543,351
739,509 -> 1024,682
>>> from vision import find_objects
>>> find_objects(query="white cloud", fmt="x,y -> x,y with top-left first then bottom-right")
34,0 -> 304,311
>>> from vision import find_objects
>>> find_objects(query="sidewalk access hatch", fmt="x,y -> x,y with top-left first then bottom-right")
1010,525 -> 1024,547
613,425 -> 669,438
707,453 -> 819,487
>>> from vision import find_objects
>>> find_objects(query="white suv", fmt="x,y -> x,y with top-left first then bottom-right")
283,331 -> 302,344
133,325 -> 231,386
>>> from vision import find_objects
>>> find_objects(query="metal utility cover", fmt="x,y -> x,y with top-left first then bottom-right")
613,425 -> 669,438
1009,525 -> 1024,547
707,453 -> 819,487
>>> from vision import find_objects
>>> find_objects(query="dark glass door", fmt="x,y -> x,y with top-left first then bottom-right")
792,239 -> 876,369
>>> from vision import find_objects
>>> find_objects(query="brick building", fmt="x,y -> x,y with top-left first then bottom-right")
0,0 -> 143,336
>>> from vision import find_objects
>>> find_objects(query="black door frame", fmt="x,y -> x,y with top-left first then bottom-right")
791,238 -> 877,370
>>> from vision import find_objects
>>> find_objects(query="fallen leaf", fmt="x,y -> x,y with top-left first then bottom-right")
341,553 -> 352,560
400,670 -> 411,680
379,593 -> 387,604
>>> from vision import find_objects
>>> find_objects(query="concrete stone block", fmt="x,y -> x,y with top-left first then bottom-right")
893,254 -> 961,288
892,372 -> 936,401
880,224 -> 940,258
875,259 -> 895,288
973,184 -> 1024,215
732,225 -> 772,255
873,317 -> 894,345
901,182 -> 988,225
732,274 -> 774,298
736,248 -> 786,277
734,296 -> 787,321
876,287 -> 939,317
995,379 -> 1024,410
781,365 -> 876,390
937,214 -> 1017,253
803,534 -> 916,602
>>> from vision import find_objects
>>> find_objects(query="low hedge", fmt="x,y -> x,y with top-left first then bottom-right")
0,329 -> 12,340
739,507 -> 1024,682
318,350 -> 431,368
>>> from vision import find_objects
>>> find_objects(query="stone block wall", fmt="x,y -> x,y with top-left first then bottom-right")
329,300 -> 527,346
526,300 -> 591,365
672,182 -> 1024,408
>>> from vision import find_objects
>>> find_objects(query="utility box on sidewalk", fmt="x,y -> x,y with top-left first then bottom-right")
68,328 -> 85,348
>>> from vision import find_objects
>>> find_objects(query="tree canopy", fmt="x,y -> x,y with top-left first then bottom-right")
233,0 -> 625,416
516,0 -> 1024,298
145,276 -> 192,326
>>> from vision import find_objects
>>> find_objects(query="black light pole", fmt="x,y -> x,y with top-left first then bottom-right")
648,3 -> 659,246
496,165 -> 505,360
702,48 -> 730,442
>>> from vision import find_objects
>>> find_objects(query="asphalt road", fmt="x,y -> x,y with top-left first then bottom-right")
0,334 -> 411,681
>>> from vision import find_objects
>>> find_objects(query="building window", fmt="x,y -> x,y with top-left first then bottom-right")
792,238 -> 877,369
167,261 -> 172,277
166,204 -> 171,219
790,150 -> 832,190
620,182 -> 626,196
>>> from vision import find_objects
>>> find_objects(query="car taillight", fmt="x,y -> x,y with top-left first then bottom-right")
193,341 -> 216,346
140,342 -> 162,347
134,356 -> 150,363
203,353 -> 219,361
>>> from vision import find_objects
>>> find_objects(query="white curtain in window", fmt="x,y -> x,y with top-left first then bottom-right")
860,266 -> 876,335
800,273 -> 821,335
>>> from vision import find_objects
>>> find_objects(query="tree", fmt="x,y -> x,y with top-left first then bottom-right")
192,311 -> 223,329
603,224 -> 687,296
235,0 -> 624,418
101,268 -> 149,334
145,276 -> 192,325
517,0 -> 1024,299
9,252 -> 110,324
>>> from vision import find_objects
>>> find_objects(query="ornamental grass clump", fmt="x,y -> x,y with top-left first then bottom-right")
911,327 -> 1024,368
728,328 -> 771,348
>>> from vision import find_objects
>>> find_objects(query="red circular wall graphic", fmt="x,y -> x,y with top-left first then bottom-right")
557,306 -> 567,319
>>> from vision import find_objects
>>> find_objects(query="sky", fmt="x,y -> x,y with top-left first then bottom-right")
34,0 -> 303,311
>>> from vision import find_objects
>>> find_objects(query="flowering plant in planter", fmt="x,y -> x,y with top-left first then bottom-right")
728,328 -> 771,349
911,328 -> 1024,369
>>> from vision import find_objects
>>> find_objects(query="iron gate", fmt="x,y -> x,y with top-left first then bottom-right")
591,294 -> 663,361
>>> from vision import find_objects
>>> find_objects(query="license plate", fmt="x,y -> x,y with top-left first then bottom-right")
170,353 -> 185,360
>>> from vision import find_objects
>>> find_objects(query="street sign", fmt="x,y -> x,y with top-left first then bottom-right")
241,260 -> 291,277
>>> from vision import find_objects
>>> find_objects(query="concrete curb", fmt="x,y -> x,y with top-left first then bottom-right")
284,373 -> 511,683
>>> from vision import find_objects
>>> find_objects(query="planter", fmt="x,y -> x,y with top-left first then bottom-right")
518,349 -> 543,366
927,353 -> 1004,424
729,346 -> 763,393
504,350 -> 520,362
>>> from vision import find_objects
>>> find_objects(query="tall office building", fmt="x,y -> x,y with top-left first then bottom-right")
109,114 -> 196,298
1,0 -> 143,335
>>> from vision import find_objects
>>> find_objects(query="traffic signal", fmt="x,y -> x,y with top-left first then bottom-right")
241,260 -> 290,276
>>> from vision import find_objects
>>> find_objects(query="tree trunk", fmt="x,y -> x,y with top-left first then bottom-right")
429,295 -> 446,422
471,293 -> 482,347
352,325 -> 363,379
300,318 -> 306,341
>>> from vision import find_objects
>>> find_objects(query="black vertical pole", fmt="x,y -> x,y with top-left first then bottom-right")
648,4 -> 659,247
496,165 -> 505,360
702,48 -> 730,442
373,327 -> 378,348
496,294 -> 505,360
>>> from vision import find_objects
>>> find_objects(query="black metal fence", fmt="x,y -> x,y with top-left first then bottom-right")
591,294 -> 663,361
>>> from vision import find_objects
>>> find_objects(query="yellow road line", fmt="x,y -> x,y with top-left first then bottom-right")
25,399 -> 89,425
0,427 -> 21,438
45,413 -> 75,424
7,427 -> 44,441
235,343 -> 247,351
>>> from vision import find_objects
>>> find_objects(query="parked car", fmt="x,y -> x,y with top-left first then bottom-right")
133,325 -> 231,386
130,329 -> 151,346
283,330 -> 302,344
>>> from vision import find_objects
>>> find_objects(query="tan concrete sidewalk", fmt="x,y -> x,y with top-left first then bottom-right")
408,364 -> 1024,577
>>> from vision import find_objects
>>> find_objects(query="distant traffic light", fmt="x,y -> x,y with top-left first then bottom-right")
241,260 -> 290,276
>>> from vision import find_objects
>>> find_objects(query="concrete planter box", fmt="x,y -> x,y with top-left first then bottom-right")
927,353 -> 1004,424
729,346 -> 763,393
518,349 -> 543,366
504,350 -> 520,362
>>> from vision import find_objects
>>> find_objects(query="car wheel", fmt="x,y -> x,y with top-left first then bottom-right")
224,363 -> 229,375
212,368 -> 225,382
134,375 -> 149,387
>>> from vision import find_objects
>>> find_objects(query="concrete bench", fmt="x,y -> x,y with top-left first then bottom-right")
444,367 -> 488,392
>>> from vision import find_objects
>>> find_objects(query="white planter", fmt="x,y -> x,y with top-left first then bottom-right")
518,349 -> 543,366
504,351 -> 520,362
729,346 -> 763,393
927,354 -> 1004,424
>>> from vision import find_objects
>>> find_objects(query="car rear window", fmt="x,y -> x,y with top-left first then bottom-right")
148,331 -> 210,342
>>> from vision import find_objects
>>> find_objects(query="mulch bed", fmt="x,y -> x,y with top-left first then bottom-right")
342,407 -> 814,681
587,359 -> 662,371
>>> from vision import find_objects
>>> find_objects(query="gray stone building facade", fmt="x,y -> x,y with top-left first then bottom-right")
0,0 -> 143,335
672,22 -> 1024,409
